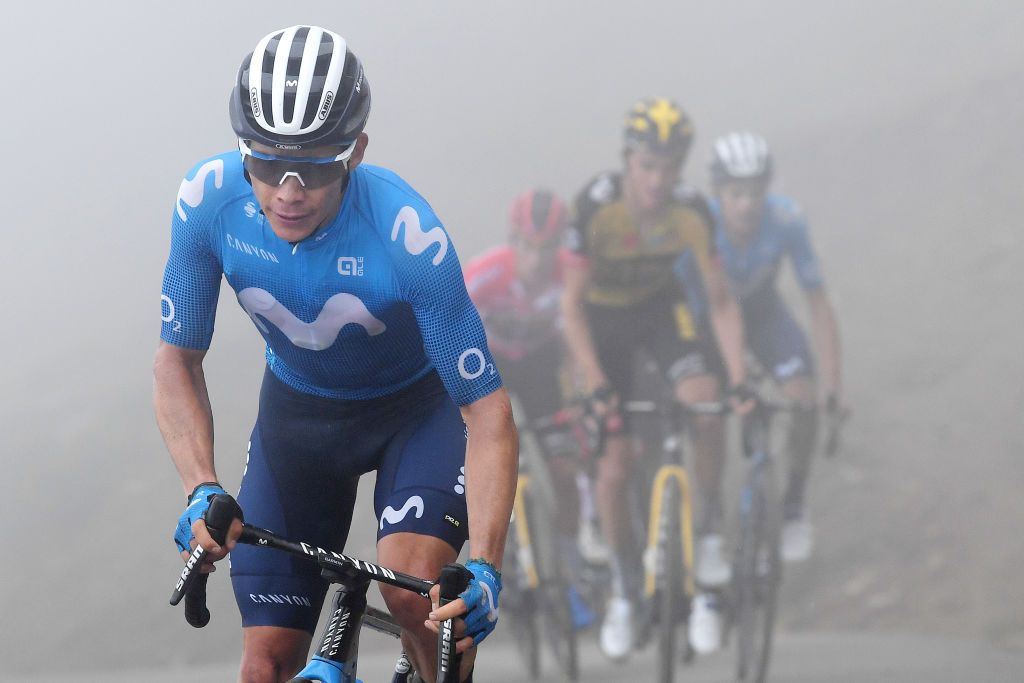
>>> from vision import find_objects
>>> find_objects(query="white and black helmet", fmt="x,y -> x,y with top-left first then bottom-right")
709,131 -> 773,184
230,25 -> 370,150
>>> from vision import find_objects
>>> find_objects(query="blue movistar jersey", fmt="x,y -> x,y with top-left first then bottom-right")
709,193 -> 824,304
160,152 -> 502,405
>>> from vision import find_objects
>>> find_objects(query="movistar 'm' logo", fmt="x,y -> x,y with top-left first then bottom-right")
176,159 -> 224,221
238,288 -> 386,351
379,496 -> 425,529
391,206 -> 448,266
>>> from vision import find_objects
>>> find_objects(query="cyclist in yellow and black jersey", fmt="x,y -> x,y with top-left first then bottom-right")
567,171 -> 716,308
562,98 -> 751,659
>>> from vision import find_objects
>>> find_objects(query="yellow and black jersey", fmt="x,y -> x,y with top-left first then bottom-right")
566,171 -> 715,307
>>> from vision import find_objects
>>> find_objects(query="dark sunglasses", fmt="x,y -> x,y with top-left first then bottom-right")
238,139 -> 356,189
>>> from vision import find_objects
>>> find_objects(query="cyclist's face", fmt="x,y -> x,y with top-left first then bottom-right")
248,135 -> 367,243
624,148 -> 684,214
513,237 -> 559,282
716,178 -> 768,241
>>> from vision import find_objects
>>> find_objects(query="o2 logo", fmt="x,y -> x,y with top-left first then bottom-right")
161,294 -> 182,332
458,347 -> 495,381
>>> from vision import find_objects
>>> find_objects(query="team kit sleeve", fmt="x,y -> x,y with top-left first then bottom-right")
159,164 -> 224,349
564,182 -> 597,263
391,200 -> 504,406
690,203 -> 718,275
782,202 -> 825,291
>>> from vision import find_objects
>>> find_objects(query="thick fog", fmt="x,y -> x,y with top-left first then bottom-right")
2,1 -> 1022,680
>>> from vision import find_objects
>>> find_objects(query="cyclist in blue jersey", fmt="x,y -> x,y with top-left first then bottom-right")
706,131 -> 845,563
154,25 -> 516,683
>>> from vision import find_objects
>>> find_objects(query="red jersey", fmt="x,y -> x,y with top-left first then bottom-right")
463,245 -> 568,361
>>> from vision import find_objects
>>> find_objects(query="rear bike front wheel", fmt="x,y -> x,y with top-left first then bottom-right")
539,578 -> 579,681
656,485 -> 685,683
504,511 -> 542,680
733,466 -> 781,683
529,471 -> 579,681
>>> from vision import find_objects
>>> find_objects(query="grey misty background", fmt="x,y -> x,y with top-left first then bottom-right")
1,0 -> 1022,678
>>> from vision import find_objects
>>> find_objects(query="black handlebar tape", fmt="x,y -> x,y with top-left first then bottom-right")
170,494 -> 242,628
183,573 -> 211,628
435,563 -> 473,683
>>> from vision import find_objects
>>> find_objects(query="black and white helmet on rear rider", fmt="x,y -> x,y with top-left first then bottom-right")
229,25 -> 371,153
709,131 -> 772,184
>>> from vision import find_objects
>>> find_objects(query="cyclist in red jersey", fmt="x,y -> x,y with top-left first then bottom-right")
463,190 -> 594,627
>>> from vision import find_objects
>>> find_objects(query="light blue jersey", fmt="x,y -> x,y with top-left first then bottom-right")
160,152 -> 502,405
707,193 -> 823,381
709,193 -> 824,304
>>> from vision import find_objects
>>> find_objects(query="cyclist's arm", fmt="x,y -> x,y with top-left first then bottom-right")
806,287 -> 842,400
153,342 -> 218,496
560,258 -> 606,391
154,342 -> 239,560
700,257 -> 747,390
460,387 -> 518,567
784,206 -> 841,400
394,201 -> 515,567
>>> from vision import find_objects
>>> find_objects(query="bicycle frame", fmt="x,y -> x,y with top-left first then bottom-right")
505,400 -> 583,682
511,473 -> 540,590
728,401 -> 786,683
624,398 -> 711,601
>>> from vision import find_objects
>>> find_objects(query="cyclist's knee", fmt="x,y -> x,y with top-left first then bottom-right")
240,626 -> 310,683
379,582 -> 429,632
780,376 -> 816,409
674,372 -> 720,405
377,534 -> 455,632
596,437 -> 630,484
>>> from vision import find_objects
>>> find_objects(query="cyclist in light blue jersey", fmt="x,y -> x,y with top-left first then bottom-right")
155,25 -> 516,683
706,131 -> 845,563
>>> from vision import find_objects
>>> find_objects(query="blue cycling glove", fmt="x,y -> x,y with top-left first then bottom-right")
459,560 -> 502,646
174,482 -> 227,553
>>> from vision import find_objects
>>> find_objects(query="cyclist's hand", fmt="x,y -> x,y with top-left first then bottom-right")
584,384 -> 624,435
426,560 -> 502,652
458,560 -> 502,645
174,484 -> 242,571
728,383 -> 757,416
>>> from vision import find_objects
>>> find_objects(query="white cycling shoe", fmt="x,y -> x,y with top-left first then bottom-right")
782,516 -> 814,563
695,534 -> 732,587
688,591 -> 723,655
599,596 -> 633,662
578,519 -> 612,565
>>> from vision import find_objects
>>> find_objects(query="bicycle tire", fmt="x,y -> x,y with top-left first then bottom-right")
656,484 -> 683,683
734,462 -> 781,683
504,513 -> 542,680
529,476 -> 580,681
540,579 -> 579,681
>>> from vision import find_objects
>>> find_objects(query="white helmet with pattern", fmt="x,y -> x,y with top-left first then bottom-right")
229,25 -> 370,151
710,131 -> 773,184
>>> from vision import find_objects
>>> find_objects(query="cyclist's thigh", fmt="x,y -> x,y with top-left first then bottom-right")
374,376 -> 470,553
745,294 -> 815,383
642,291 -> 726,392
231,369 -> 369,633
584,302 -> 638,397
